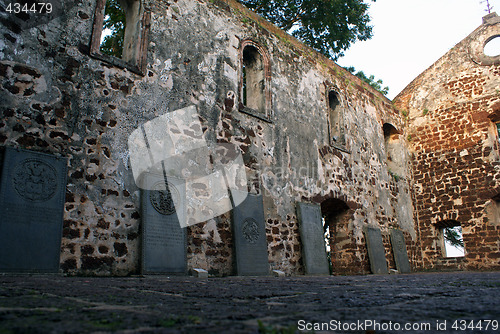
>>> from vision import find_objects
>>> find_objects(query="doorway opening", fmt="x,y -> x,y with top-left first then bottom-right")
321,198 -> 350,274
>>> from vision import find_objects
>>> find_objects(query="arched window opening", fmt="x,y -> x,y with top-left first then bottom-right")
239,42 -> 271,121
436,220 -> 465,258
383,123 -> 405,179
327,90 -> 343,146
91,0 -> 150,74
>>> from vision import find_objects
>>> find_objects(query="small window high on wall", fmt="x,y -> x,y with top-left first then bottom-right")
90,0 -> 150,74
436,220 -> 465,258
239,41 -> 271,121
327,90 -> 346,148
383,123 -> 405,179
328,91 -> 341,143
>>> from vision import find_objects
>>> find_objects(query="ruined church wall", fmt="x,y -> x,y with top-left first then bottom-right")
394,14 -> 500,271
0,0 -> 415,275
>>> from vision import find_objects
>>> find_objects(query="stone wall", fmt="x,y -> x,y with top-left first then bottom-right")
394,13 -> 500,271
0,0 -> 414,275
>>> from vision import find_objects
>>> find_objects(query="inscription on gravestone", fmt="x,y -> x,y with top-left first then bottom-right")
390,229 -> 411,273
297,202 -> 329,275
0,147 -> 67,272
363,226 -> 388,274
141,173 -> 187,274
232,190 -> 269,276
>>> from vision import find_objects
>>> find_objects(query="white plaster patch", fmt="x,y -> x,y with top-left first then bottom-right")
198,53 -> 217,73
203,219 -> 222,243
223,62 -> 237,83
298,69 -> 321,97
164,59 -> 173,71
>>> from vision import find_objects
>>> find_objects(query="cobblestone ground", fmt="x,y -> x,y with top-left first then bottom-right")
0,272 -> 499,333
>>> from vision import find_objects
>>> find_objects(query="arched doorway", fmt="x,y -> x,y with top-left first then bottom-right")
321,198 -> 350,274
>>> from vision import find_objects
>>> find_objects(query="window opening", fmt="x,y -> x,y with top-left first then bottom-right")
242,45 -> 265,113
100,0 -> 126,58
484,35 -> 500,57
436,220 -> 465,258
328,91 -> 342,144
383,123 -> 405,179
91,0 -> 150,74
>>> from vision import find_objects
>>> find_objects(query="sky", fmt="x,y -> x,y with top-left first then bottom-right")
336,0 -> 500,100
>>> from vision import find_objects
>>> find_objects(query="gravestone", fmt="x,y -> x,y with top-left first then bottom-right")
296,202 -> 329,275
363,226 -> 388,274
390,229 -> 411,273
141,173 -> 187,274
231,190 -> 269,276
0,147 -> 67,272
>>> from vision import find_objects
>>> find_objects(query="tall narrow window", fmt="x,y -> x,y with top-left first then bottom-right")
327,90 -> 345,147
100,0 -> 126,58
383,123 -> 405,179
239,41 -> 271,121
91,0 -> 150,74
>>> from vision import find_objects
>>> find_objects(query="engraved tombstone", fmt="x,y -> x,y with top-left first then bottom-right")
141,173 -> 187,274
232,190 -> 269,276
0,147 -> 67,272
363,226 -> 388,274
296,202 -> 329,275
390,229 -> 411,273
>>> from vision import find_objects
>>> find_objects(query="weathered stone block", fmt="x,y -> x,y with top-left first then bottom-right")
0,147 -> 67,272
296,202 -> 329,275
364,226 -> 388,275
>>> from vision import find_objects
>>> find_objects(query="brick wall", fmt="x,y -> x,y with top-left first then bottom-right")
394,13 -> 500,271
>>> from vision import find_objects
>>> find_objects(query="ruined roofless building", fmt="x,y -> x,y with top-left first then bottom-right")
0,0 -> 498,276
393,12 -> 500,271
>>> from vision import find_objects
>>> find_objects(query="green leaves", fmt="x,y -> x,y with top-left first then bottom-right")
344,66 -> 389,95
239,0 -> 375,60
100,0 -> 126,58
444,227 -> 465,249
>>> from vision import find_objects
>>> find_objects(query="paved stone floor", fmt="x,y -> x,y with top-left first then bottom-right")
0,272 -> 499,333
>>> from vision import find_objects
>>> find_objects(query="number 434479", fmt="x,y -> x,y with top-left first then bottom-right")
5,3 -> 53,14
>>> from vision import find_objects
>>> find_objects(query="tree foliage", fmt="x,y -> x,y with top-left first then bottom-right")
344,66 -> 389,95
444,227 -> 464,249
100,0 -> 126,58
238,0 -> 375,60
